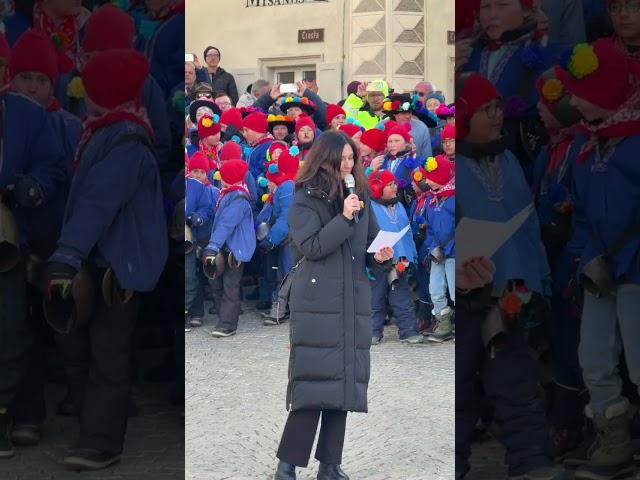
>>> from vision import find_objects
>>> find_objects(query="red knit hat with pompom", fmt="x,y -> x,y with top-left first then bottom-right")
385,123 -> 412,144
368,169 -> 397,199
423,155 -> 452,187
198,114 -> 221,139
339,123 -> 363,138
361,128 -> 386,153
441,123 -> 455,141
295,114 -> 316,136
326,104 -> 346,124
10,30 -> 61,82
220,108 -> 243,130
266,148 -> 300,185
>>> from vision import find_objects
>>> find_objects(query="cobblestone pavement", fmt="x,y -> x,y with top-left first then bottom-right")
3,371 -> 184,480
185,301 -> 455,480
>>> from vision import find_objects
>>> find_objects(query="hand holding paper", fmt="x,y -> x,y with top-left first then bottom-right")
456,203 -> 534,263
367,225 -> 411,253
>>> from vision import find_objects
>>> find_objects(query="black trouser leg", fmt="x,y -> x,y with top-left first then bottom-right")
277,410 -> 321,467
314,410 -> 347,465
216,263 -> 244,331
77,295 -> 140,454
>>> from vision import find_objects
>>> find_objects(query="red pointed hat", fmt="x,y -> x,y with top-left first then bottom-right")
219,159 -> 248,185
219,141 -> 242,161
242,111 -> 268,134
295,114 -> 316,135
339,123 -> 363,138
10,30 -> 62,82
361,128 -> 386,153
220,108 -> 243,130
326,103 -> 346,124
385,123 -> 412,143
423,155 -> 452,187
82,49 -> 149,109
441,123 -> 456,141
81,4 -> 135,52
188,151 -> 211,173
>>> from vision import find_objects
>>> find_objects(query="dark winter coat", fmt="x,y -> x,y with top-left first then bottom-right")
286,183 -> 390,413
204,67 -> 239,106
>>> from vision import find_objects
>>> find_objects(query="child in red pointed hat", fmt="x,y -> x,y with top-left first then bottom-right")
360,127 -> 386,170
326,103 -> 347,129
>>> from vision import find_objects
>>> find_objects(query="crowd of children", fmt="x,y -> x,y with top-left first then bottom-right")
0,0 -> 184,472
456,1 -> 640,479
183,71 -> 457,346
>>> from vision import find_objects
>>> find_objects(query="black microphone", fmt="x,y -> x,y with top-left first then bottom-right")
343,173 -> 359,223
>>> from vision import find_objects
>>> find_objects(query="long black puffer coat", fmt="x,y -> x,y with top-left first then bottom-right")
286,183 -> 390,413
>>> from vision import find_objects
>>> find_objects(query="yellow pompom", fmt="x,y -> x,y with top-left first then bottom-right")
383,101 -> 392,111
413,171 -> 423,182
261,193 -> 269,203
201,117 -> 213,128
542,78 -> 563,102
267,114 -> 276,122
425,157 -> 438,173
67,76 -> 85,99
213,171 -> 221,181
569,44 -> 599,79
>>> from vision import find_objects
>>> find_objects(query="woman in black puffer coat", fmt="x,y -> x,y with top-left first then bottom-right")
273,131 -> 393,480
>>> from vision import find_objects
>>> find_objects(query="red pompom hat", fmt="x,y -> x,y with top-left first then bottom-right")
242,111 -> 267,134
220,108 -> 243,130
188,151 -> 211,173
368,169 -> 397,199
268,142 -> 287,160
456,73 -> 501,138
559,38 -> 640,111
82,49 -> 149,109
10,30 -> 62,82
295,114 -> 316,136
361,128 -> 386,153
423,155 -> 453,187
219,141 -> 242,161
326,103 -> 346,124
198,114 -> 221,139
339,123 -> 363,138
219,159 -> 248,185
81,4 -> 135,52
266,148 -> 300,185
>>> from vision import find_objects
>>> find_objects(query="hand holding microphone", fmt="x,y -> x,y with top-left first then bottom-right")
343,174 -> 360,223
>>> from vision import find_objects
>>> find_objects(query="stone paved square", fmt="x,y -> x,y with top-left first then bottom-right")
186,302 -> 454,480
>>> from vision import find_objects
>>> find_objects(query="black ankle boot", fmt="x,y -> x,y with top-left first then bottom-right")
317,463 -> 349,480
274,460 -> 296,480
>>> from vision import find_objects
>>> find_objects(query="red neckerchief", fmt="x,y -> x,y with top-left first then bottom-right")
577,85 -> 640,163
46,97 -> 61,112
428,179 -> 455,207
216,184 -> 250,209
199,142 -> 218,170
545,127 -> 574,175
72,104 -> 154,172
33,0 -> 78,58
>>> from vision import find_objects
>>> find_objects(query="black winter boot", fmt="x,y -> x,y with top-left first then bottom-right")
317,462 -> 349,480
274,460 -> 296,480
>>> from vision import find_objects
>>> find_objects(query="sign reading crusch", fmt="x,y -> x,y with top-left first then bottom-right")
246,0 -> 327,6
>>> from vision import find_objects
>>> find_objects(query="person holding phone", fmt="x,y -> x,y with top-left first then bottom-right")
273,131 -> 393,480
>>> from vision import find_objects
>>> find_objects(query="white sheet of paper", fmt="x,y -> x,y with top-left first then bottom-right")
456,203 -> 534,263
367,225 -> 411,253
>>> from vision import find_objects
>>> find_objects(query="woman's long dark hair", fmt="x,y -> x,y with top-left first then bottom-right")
295,130 -> 368,200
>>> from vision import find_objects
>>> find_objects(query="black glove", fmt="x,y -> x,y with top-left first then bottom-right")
186,213 -> 204,228
201,249 -> 218,279
258,238 -> 276,252
43,262 -> 77,302
12,175 -> 45,208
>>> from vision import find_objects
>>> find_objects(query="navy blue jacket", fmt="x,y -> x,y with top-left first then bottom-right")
50,121 -> 168,291
425,195 -> 456,260
1,93 -> 67,244
185,177 -> 217,244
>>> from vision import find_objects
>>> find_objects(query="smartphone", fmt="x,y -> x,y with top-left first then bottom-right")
185,53 -> 194,62
280,83 -> 297,94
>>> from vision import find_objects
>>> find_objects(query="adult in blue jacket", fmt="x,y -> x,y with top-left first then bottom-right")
44,50 -> 167,472
0,89 -> 67,459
